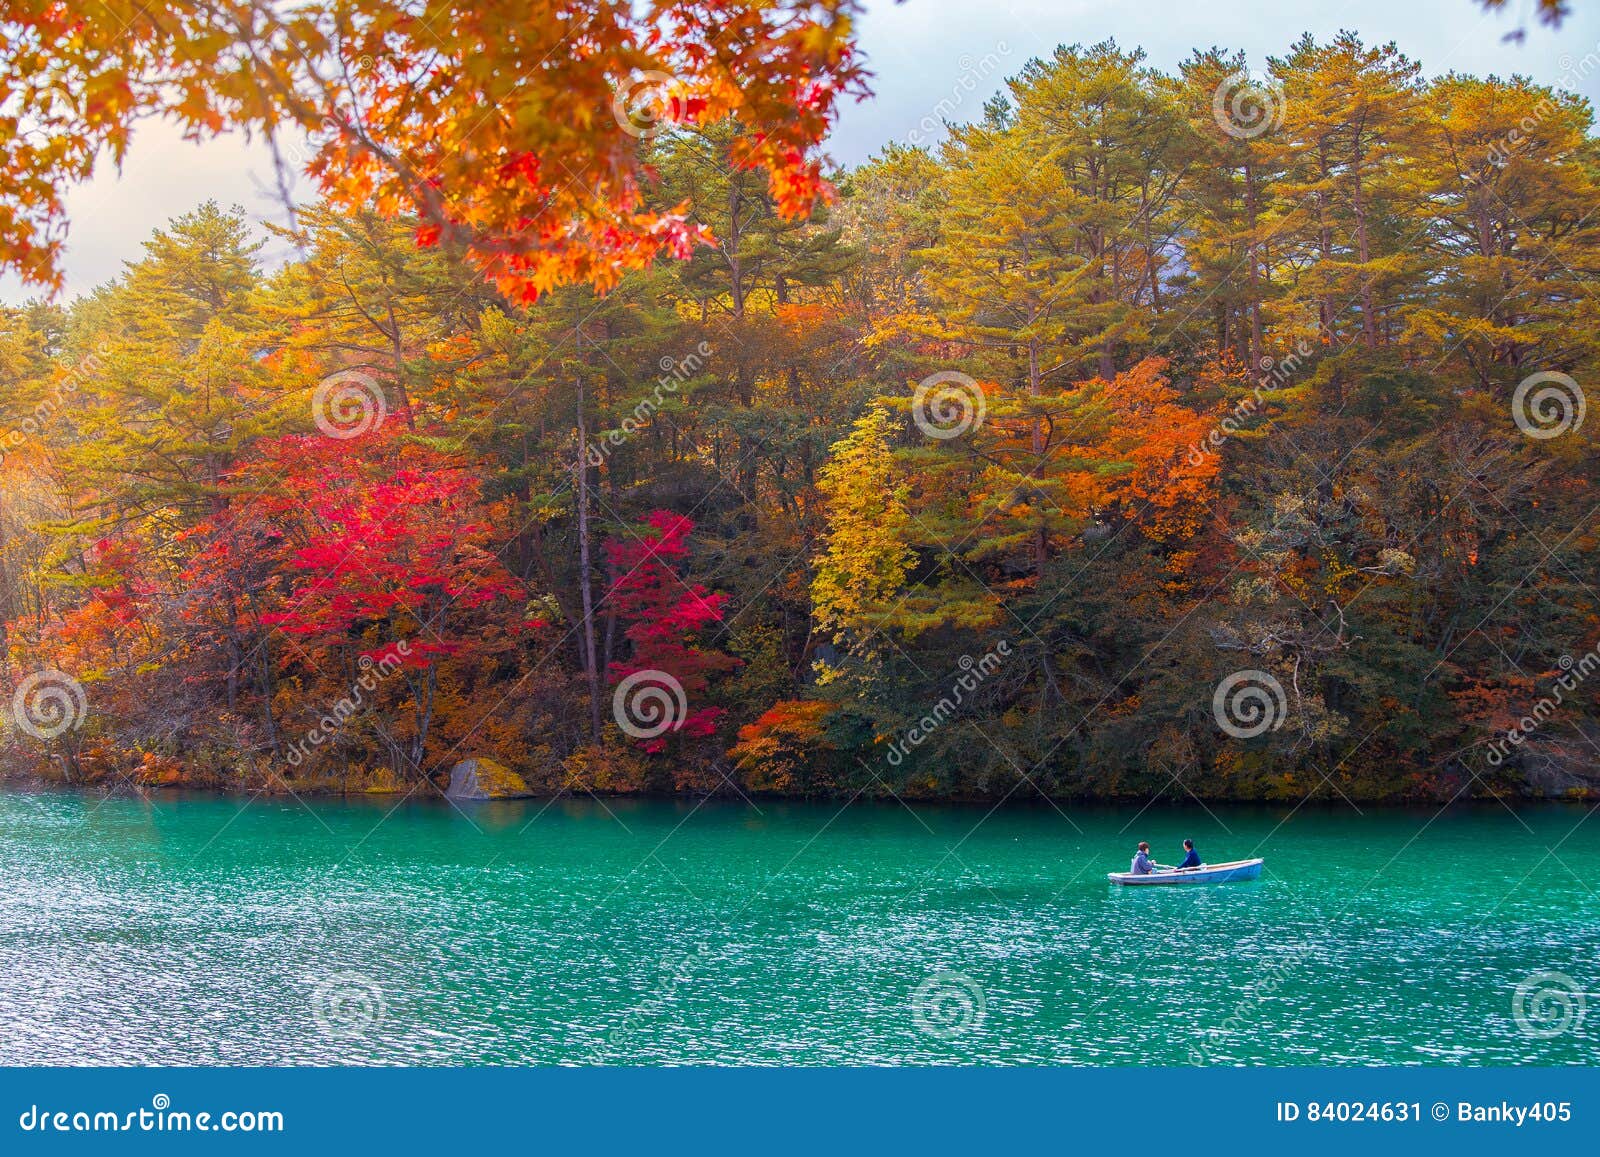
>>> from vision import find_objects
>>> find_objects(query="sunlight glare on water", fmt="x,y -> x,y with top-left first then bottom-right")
0,788 -> 1594,1065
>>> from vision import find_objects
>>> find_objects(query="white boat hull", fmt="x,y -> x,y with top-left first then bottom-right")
1106,857 -> 1264,886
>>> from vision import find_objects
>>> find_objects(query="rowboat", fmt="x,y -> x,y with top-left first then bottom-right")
1106,857 -> 1264,886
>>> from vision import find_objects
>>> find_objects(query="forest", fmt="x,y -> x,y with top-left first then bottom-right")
2,25 -> 1599,805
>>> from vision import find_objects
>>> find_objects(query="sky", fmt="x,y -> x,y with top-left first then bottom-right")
4,0 -> 1598,304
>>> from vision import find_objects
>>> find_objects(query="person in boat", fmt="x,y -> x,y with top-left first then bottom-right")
1130,841 -> 1158,875
1177,839 -> 1202,870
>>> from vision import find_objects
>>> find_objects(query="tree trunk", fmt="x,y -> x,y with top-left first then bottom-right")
1028,341 -> 1049,576
1317,141 -> 1335,342
1246,163 -> 1263,369
1352,132 -> 1378,350
576,376 -> 603,744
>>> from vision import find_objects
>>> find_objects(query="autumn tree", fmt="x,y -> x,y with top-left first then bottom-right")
811,407 -> 914,670
604,511 -> 737,757
0,1 -> 867,299
1271,33 -> 1424,352
240,425 -> 526,778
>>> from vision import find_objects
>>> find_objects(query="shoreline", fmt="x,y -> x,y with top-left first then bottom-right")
3,772 -> 1594,815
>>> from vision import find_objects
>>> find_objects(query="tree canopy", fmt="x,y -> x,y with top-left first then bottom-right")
2,21 -> 1598,805
0,1 -> 865,296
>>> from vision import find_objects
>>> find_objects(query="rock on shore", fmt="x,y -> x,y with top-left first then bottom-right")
445,757 -> 533,800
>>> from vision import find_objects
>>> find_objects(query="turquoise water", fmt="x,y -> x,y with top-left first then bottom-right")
0,787 -> 1595,1066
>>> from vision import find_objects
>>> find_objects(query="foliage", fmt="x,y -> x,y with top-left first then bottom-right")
0,1 -> 866,296
1,25 -> 1598,804
604,511 -> 737,753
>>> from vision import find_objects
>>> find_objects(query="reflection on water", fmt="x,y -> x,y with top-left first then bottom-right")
0,787 -> 1594,1065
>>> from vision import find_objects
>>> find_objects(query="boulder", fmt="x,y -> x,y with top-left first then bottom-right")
445,757 -> 533,800
1518,737 -> 1600,799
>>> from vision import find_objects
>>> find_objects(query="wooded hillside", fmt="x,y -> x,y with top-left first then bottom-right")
3,33 -> 1598,803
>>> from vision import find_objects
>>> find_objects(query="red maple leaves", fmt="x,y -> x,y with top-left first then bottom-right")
605,511 -> 738,750
220,422 -> 525,669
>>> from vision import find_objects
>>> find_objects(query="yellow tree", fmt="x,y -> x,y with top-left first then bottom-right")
811,407 -> 915,671
1272,33 -> 1425,351
1406,74 -> 1600,386
1174,48 -> 1292,368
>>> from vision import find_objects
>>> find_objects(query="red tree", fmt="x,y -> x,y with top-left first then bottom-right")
605,511 -> 737,751
221,422 -> 525,774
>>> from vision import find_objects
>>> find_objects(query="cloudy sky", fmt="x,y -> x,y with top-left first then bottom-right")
5,0 -> 1598,304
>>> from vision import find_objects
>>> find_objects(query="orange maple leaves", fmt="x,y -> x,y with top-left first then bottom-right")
0,1 -> 868,298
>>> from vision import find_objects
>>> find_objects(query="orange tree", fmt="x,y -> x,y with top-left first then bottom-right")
0,1 -> 866,296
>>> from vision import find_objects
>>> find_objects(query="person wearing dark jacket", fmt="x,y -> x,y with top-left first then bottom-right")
1177,839 -> 1202,870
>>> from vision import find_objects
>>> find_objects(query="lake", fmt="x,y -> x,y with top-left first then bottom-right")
0,787 -> 1594,1065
